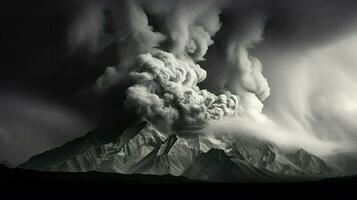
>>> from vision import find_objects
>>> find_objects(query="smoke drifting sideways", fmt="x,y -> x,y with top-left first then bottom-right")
251,35 -> 357,156
81,0 -> 357,156
205,35 -> 357,156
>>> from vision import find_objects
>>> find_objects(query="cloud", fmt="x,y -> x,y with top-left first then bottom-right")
126,50 -> 240,127
71,0 -> 357,157
162,0 -> 222,61
94,0 -> 166,91
93,0 -> 242,129
225,13 -> 270,102
68,1 -> 108,54
203,115 -> 344,156
254,34 -> 357,155
95,66 -> 122,92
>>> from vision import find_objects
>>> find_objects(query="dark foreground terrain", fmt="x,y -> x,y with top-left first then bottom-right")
0,165 -> 202,184
1,164 -> 356,198
2,164 -> 357,184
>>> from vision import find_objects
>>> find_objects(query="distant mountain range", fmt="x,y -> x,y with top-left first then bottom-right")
19,121 -> 346,182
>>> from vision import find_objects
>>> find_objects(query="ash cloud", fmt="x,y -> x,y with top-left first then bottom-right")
126,50 -> 240,126
226,14 -> 270,101
254,35 -> 357,155
95,0 -> 243,128
95,0 -> 166,92
161,0 -> 222,61
43,0 -> 357,156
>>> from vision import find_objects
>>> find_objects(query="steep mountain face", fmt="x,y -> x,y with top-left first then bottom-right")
20,121 -> 337,182
228,136 -> 337,177
184,149 -> 280,182
323,153 -> 357,176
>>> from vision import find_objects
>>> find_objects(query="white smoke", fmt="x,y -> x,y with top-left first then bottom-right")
226,14 -> 270,102
202,14 -> 273,140
205,33 -> 357,156
126,50 -> 240,126
260,34 -> 357,155
163,0 -> 222,61
93,0 -> 350,157
87,0 -> 357,157
94,0 -> 241,128
95,0 -> 166,92
204,116 -> 342,155
95,66 -> 122,92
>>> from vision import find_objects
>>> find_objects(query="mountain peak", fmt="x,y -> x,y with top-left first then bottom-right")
20,121 -> 337,181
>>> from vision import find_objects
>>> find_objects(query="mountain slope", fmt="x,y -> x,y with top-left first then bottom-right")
0,164 -> 203,184
228,136 -> 338,177
323,153 -> 357,176
20,121 -> 337,182
184,148 -> 278,182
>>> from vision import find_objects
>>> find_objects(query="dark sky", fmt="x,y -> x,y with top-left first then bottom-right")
0,1 -> 117,112
0,1 -> 114,165
1,0 -> 357,165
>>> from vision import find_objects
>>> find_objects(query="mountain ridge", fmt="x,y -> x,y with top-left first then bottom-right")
20,120 -> 338,182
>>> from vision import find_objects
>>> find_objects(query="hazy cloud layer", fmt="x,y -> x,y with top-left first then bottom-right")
255,35 -> 357,155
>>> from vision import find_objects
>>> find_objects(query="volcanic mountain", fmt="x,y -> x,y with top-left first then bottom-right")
20,121 -> 338,182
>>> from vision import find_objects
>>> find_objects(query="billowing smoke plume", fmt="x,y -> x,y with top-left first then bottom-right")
96,0 -> 166,91
126,50 -> 239,125
226,14 -> 270,102
96,0 -> 243,128
163,0 -> 222,61
75,0 -> 357,156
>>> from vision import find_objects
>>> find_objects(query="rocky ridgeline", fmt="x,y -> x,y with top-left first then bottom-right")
20,121 -> 337,182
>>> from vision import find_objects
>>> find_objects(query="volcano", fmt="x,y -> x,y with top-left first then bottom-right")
19,121 -> 338,182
